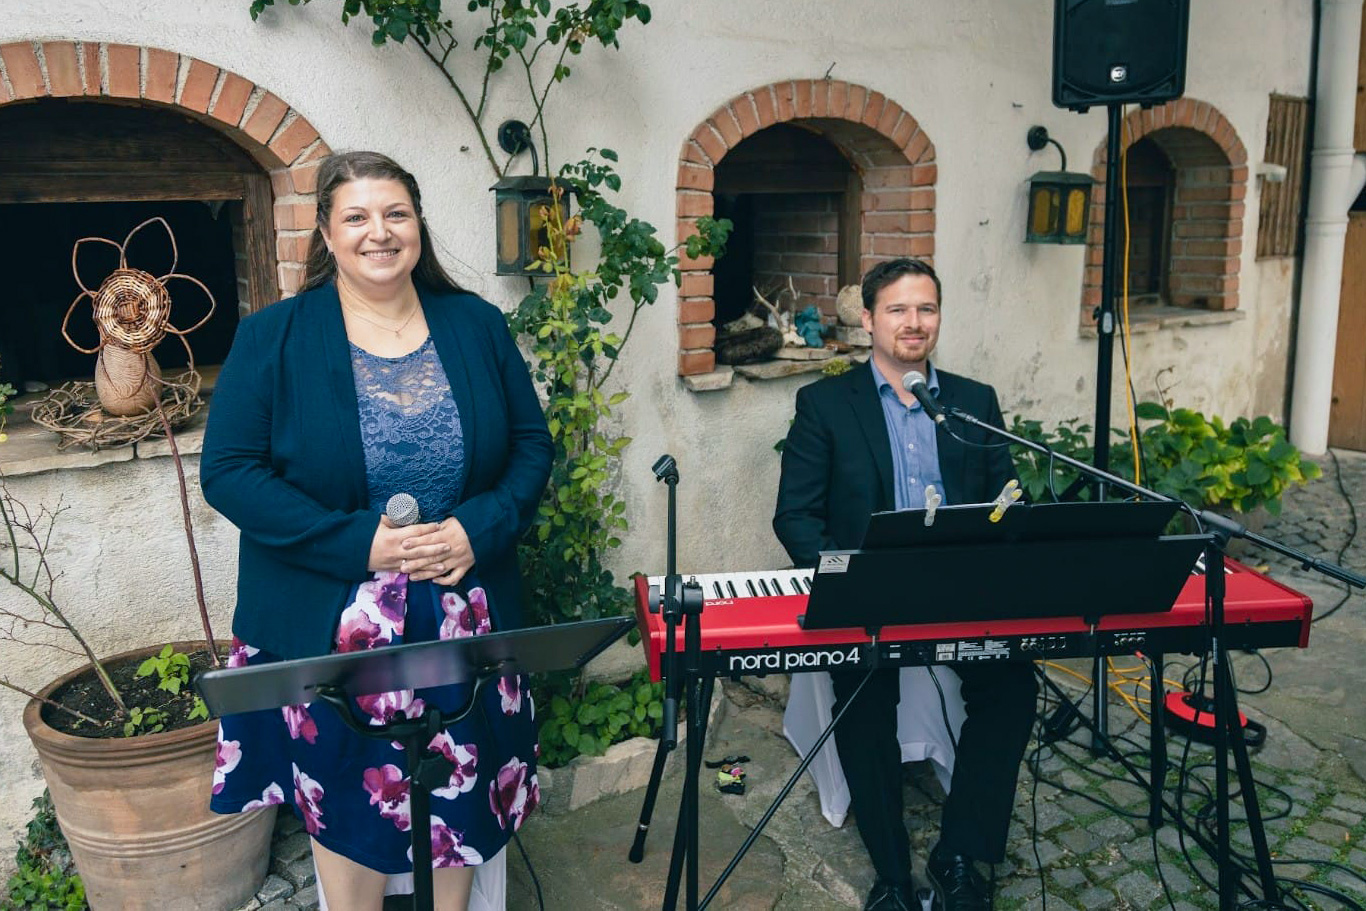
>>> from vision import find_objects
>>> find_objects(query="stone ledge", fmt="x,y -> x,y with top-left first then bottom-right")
1079,305 -> 1245,338
681,366 -> 734,392
0,424 -> 135,476
733,350 -> 868,381
0,411 -> 208,476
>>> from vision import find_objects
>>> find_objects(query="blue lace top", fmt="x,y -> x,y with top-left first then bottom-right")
351,337 -> 466,520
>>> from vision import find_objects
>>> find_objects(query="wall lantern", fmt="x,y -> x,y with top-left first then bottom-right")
1024,125 -> 1093,245
491,119 -> 571,276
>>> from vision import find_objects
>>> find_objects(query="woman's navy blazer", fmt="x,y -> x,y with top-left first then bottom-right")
200,282 -> 553,660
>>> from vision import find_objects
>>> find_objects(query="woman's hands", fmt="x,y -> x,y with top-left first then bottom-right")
368,515 -> 475,586
405,517 -> 475,585
368,516 -> 442,574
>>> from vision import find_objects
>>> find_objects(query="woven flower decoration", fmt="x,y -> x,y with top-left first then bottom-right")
62,216 -> 215,361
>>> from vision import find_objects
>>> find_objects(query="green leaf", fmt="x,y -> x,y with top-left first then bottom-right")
1134,401 -> 1168,420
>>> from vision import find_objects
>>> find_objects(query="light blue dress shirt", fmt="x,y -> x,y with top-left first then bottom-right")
869,360 -> 946,510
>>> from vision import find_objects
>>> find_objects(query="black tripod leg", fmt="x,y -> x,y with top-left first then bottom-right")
688,675 -> 714,911
662,673 -> 713,911
1090,652 -> 1109,756
1220,656 -> 1279,903
629,728 -> 675,862
1149,652 -> 1166,830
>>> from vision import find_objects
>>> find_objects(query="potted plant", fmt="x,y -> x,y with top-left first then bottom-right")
1,422 -> 274,910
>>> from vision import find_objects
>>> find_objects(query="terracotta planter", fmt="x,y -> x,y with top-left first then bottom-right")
21,642 -> 275,911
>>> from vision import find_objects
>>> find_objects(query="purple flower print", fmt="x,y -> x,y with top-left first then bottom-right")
242,783 -> 285,811
362,764 -> 412,831
498,676 -> 523,716
356,689 -> 426,726
427,732 -> 479,799
335,602 -> 387,653
357,571 -> 407,632
489,758 -> 539,831
292,763 -> 326,835
282,704 -> 319,744
421,815 -> 485,869
226,638 -> 259,669
439,587 -> 491,640
212,737 -> 242,795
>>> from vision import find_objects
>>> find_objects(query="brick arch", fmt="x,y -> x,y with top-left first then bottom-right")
1080,97 -> 1248,321
675,80 -> 937,377
0,40 -> 331,297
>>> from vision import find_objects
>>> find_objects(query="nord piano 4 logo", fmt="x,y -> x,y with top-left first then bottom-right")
726,645 -> 864,673
723,637 -> 1016,674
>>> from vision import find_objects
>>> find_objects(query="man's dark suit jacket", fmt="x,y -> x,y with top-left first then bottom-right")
773,362 -> 1015,568
200,282 -> 552,660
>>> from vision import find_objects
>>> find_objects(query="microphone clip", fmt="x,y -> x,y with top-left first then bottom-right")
988,479 -> 1021,523
923,484 -> 942,527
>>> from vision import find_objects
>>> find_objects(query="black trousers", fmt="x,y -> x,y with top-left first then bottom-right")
828,660 -> 1038,883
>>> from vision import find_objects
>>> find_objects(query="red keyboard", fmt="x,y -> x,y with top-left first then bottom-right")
633,561 -> 1312,681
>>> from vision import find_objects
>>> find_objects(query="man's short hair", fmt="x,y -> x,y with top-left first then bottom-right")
861,257 -> 942,311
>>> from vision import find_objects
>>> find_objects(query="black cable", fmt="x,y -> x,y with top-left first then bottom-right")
1025,666 -> 1051,911
1312,449 -> 1359,624
926,666 -> 960,755
939,416 -> 1013,450
1234,650 -> 1274,696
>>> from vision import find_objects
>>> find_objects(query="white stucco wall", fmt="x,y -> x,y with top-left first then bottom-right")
0,0 -> 1314,859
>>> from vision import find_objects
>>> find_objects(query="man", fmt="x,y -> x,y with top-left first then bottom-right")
773,258 -> 1037,911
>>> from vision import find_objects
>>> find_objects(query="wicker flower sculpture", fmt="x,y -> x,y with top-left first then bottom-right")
62,217 -> 215,417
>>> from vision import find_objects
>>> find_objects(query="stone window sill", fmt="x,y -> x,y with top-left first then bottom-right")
683,349 -> 870,392
1079,304 -> 1245,338
0,367 -> 217,477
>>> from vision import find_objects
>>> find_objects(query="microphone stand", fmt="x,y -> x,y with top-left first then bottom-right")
629,455 -> 683,863
942,404 -> 1364,911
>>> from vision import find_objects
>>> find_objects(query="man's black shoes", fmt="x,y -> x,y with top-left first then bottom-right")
864,877 -> 917,911
925,846 -> 991,911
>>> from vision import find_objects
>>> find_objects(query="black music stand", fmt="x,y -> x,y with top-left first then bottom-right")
195,617 -> 632,911
803,501 -> 1203,630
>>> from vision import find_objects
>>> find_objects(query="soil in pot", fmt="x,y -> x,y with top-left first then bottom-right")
42,647 -> 218,737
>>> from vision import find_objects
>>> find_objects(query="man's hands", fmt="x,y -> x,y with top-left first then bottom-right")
367,515 -> 475,586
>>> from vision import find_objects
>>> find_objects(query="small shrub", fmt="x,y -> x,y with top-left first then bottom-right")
534,668 -> 664,768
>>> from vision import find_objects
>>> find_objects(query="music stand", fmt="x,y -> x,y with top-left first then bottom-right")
803,501 -> 1203,630
195,616 -> 633,911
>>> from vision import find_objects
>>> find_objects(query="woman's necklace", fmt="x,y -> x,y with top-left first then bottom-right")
338,281 -> 421,337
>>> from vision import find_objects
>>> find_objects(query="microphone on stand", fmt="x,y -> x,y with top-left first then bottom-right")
385,493 -> 421,527
901,370 -> 947,424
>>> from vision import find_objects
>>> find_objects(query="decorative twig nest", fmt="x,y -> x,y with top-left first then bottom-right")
30,371 -> 204,451
33,217 -> 215,448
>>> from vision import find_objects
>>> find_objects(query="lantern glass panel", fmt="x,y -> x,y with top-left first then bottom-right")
1031,186 -> 1059,237
496,197 -> 522,270
1065,188 -> 1088,238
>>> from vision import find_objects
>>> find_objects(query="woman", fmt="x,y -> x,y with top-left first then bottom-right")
201,151 -> 552,911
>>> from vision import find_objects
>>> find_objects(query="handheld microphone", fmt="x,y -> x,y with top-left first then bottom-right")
901,370 -> 946,424
385,493 -> 421,527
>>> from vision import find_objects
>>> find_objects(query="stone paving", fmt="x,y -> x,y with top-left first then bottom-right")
237,451 -> 1366,910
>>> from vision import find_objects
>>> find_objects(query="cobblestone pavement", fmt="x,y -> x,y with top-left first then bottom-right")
238,452 -> 1366,910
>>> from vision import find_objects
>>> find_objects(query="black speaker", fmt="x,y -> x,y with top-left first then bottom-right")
1053,0 -> 1191,112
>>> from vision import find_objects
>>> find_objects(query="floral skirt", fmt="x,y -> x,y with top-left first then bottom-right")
209,572 -> 540,874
